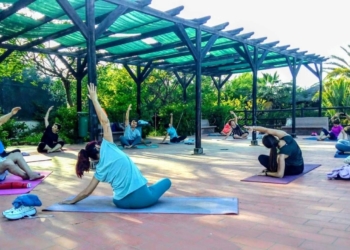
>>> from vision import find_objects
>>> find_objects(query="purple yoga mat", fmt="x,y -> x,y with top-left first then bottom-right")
43,196 -> 239,215
0,171 -> 52,195
241,164 -> 321,184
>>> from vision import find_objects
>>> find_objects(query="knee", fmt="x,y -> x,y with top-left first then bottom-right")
164,178 -> 172,189
258,154 -> 267,163
9,152 -> 23,160
2,159 -> 16,169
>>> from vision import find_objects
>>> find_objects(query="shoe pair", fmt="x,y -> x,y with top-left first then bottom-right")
2,205 -> 37,220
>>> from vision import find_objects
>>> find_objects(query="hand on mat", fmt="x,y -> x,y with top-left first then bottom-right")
59,200 -> 75,205
257,169 -> 267,176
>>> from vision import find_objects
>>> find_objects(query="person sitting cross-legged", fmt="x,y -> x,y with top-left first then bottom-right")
161,113 -> 187,143
37,106 -> 65,153
119,104 -> 142,149
244,125 -> 304,178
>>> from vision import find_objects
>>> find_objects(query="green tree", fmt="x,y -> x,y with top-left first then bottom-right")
0,48 -> 30,81
325,45 -> 350,79
317,77 -> 350,116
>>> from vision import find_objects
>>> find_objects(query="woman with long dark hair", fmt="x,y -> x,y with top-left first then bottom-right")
244,126 -> 304,178
60,83 -> 171,208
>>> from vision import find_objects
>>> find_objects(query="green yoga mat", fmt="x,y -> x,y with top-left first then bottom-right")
43,196 -> 239,215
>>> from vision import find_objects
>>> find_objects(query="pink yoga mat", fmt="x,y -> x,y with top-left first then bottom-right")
241,164 -> 321,184
0,171 -> 52,195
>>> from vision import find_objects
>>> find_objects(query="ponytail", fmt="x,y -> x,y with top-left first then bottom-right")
75,141 -> 101,178
262,135 -> 279,172
75,149 -> 90,178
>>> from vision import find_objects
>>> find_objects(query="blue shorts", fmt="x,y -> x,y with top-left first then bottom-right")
0,170 -> 8,182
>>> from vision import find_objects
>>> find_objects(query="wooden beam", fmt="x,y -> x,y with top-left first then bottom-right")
0,0 -> 35,22
56,0 -> 88,39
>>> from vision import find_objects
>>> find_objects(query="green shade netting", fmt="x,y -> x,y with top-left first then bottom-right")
55,31 -> 85,46
0,14 -> 40,37
106,40 -> 153,54
202,58 -> 235,67
139,49 -> 178,59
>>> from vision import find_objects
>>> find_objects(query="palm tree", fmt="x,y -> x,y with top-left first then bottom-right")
258,72 -> 280,85
325,45 -> 350,78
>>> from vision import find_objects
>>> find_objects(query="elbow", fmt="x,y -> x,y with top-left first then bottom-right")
100,117 -> 110,126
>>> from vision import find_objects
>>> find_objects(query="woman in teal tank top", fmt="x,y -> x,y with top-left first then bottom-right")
60,83 -> 171,209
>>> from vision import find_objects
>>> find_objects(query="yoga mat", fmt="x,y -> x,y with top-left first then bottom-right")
184,139 -> 195,145
241,164 -> 321,184
303,137 -> 335,142
208,132 -> 224,136
117,144 -> 159,150
24,155 -> 52,163
43,196 -> 239,215
334,151 -> 350,158
0,171 -> 52,195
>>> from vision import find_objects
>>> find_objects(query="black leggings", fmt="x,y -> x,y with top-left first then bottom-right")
170,135 -> 187,143
258,155 -> 304,176
37,141 -> 65,153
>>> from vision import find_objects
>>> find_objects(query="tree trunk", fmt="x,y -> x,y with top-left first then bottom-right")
62,78 -> 73,107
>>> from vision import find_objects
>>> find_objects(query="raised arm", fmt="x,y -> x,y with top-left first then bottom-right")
125,104 -> 132,126
87,83 -> 113,143
0,107 -> 21,126
44,106 -> 54,128
170,113 -> 173,126
244,125 -> 287,139
230,111 -> 238,124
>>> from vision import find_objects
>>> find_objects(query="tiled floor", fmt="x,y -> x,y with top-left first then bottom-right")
1,136 -> 349,250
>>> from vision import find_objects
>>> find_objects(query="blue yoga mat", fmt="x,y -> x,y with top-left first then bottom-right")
208,132 -> 224,136
117,144 -> 159,150
303,137 -> 336,142
43,196 -> 238,215
334,151 -> 350,158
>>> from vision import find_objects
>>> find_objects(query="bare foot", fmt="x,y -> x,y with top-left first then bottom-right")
28,172 -> 44,181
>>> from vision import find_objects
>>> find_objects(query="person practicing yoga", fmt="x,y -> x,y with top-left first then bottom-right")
221,111 -> 235,139
0,107 -> 44,182
228,111 -> 248,139
161,113 -> 187,143
119,104 -> 142,149
317,113 -> 345,141
335,113 -> 350,153
37,106 -> 65,153
244,125 -> 304,178
60,83 -> 171,209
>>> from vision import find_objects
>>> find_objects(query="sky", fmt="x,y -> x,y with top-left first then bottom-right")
150,0 -> 349,89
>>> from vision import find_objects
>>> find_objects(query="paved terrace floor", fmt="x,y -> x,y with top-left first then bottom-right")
0,135 -> 349,250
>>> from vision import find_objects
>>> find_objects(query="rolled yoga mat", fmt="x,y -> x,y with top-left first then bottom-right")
241,164 -> 321,184
0,171 -> 52,195
43,196 -> 239,215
